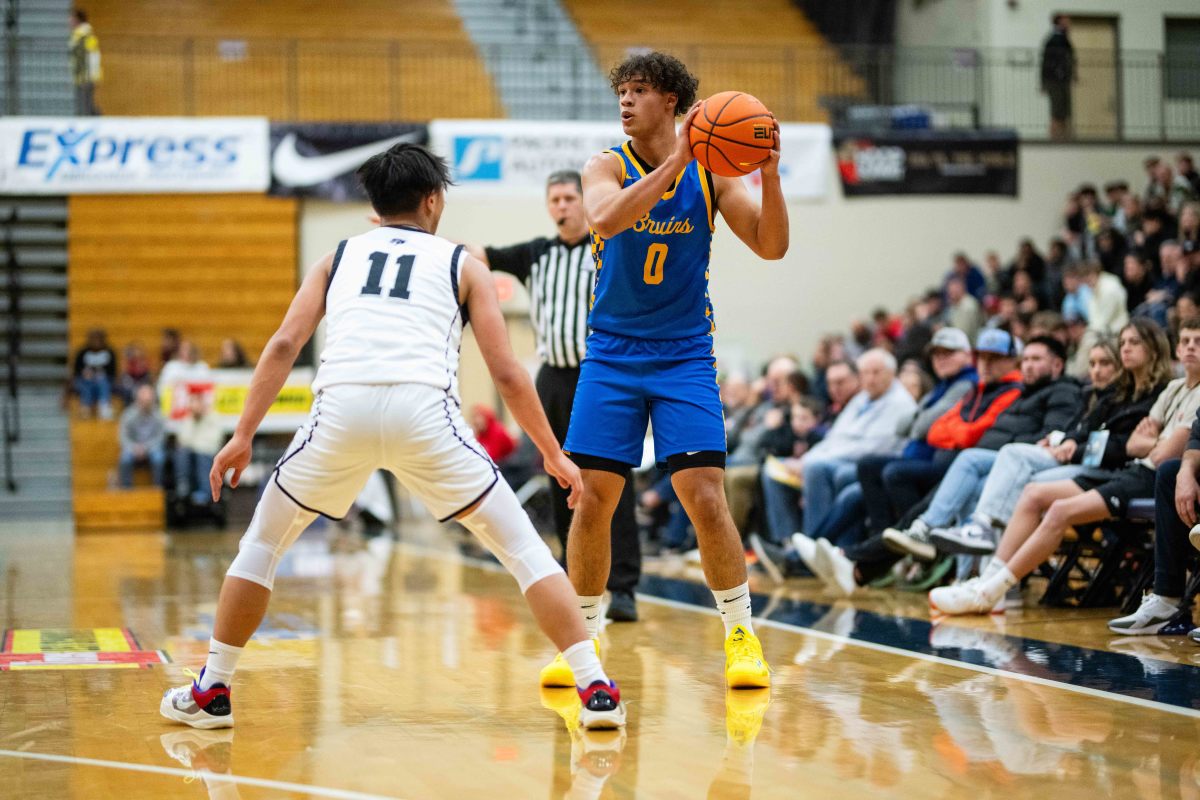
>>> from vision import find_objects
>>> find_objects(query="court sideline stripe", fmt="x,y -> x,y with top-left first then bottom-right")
0,748 -> 403,800
444,548 -> 1200,721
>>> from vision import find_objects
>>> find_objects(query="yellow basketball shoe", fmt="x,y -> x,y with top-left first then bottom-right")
539,639 -> 600,688
724,687 -> 771,747
724,626 -> 770,689
540,686 -> 582,733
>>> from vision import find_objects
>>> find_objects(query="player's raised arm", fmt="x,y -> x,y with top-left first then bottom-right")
713,119 -> 789,260
209,250 -> 331,498
459,253 -> 583,506
584,104 -> 702,239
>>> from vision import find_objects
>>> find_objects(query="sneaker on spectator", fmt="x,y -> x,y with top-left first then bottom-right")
882,519 -> 936,561
1190,627 -> 1200,645
1107,593 -> 1180,635
812,538 -> 857,597
930,522 -> 997,556
1157,606 -> 1196,636
747,534 -> 784,583
790,533 -> 819,572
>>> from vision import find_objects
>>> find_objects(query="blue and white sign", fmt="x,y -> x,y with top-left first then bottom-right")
430,119 -> 830,200
0,117 -> 270,194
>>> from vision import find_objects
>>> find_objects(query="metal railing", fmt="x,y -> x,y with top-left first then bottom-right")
2,36 -> 1199,140
2,206 -> 19,493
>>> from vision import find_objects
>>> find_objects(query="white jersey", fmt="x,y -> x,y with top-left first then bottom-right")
313,225 -> 467,397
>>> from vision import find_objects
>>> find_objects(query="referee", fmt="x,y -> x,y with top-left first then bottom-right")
465,170 -> 642,622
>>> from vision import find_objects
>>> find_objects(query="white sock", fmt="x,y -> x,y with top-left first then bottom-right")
979,566 -> 1017,602
1155,593 -> 1182,606
578,595 -> 604,641
563,638 -> 608,689
200,638 -> 243,690
981,556 -> 1005,580
712,582 -> 753,635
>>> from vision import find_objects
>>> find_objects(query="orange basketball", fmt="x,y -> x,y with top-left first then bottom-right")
688,91 -> 775,177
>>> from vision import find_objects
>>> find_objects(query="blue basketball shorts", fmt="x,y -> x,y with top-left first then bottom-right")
563,331 -> 727,470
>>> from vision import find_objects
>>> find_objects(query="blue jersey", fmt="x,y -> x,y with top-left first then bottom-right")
588,142 -> 716,341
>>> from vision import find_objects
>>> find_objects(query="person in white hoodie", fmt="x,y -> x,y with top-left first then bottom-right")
759,348 -> 916,545
175,393 -> 227,505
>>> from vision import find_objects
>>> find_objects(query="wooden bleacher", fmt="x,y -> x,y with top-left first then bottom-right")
84,0 -> 503,120
68,193 -> 298,533
71,419 -> 165,533
561,0 -> 865,122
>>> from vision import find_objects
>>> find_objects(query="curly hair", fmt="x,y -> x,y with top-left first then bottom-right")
608,51 -> 699,116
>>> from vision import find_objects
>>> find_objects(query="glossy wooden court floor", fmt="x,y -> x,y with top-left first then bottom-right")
2,519 -> 1200,799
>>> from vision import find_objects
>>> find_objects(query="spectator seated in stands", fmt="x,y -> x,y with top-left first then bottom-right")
930,320 -> 1172,557
758,349 -> 916,548
114,341 -> 152,407
1123,251 -> 1155,312
470,405 -> 516,465
72,328 -> 116,420
118,384 -> 166,488
944,275 -> 984,341
884,335 -> 1082,561
944,251 -> 987,303
932,319 -> 1200,616
173,392 -> 225,506
217,337 -> 251,369
157,339 -> 211,401
1125,408 -> 1200,640
724,356 -> 808,538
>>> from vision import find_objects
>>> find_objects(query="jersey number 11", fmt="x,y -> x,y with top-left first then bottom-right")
361,252 -> 415,299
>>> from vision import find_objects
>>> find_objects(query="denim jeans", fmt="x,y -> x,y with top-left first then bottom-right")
174,448 -> 215,502
973,443 -> 1074,525
119,444 -> 165,488
801,458 -> 860,534
761,471 -> 803,544
75,375 -> 111,408
920,448 -> 997,527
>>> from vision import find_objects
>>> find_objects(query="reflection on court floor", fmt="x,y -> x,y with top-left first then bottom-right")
0,523 -> 1198,799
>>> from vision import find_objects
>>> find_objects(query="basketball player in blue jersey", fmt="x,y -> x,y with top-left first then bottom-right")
539,52 -> 789,691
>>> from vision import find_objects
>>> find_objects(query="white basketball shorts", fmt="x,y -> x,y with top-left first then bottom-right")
272,383 -> 499,521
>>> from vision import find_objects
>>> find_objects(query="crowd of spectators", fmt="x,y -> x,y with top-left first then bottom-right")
70,329 -> 250,500
639,151 -> 1200,643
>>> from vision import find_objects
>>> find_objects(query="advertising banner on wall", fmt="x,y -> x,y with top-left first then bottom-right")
0,117 -> 270,194
161,368 -> 314,434
832,129 -> 1019,197
268,123 -> 429,201
429,119 -> 830,200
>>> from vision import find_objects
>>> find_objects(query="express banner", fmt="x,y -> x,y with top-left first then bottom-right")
0,117 -> 270,194
269,123 -> 428,201
833,130 -> 1018,197
429,119 -> 831,200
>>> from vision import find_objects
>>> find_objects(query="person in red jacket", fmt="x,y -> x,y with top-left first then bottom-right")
471,405 -> 517,464
925,344 -> 1024,450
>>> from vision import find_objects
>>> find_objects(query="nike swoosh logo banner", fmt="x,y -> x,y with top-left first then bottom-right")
268,123 -> 429,199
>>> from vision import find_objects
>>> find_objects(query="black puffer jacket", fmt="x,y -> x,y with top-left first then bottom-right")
1064,380 -> 1167,468
977,375 -> 1083,450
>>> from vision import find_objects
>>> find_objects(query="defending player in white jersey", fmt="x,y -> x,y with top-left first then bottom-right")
160,142 -> 625,732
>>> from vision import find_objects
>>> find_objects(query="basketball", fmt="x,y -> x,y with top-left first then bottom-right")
688,91 -> 776,177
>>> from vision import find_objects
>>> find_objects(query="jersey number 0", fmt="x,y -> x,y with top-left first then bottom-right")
361,252 -> 415,299
643,243 -> 667,285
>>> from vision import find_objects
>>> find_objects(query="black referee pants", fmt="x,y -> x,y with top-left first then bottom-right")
535,364 -> 641,594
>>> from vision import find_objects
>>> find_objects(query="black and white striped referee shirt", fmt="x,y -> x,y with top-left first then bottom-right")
484,235 -> 594,369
